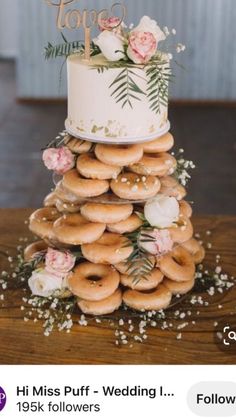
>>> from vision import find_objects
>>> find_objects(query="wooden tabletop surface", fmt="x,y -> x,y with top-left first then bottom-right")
0,209 -> 236,365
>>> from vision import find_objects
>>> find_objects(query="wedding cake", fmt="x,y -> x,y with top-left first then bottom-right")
66,53 -> 170,142
22,15 -> 204,330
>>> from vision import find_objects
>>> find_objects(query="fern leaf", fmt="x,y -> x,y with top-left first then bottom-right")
44,37 -> 100,60
146,62 -> 171,114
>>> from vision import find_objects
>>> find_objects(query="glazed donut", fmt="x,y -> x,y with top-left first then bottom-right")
143,132 -> 174,153
77,153 -> 121,180
129,153 -> 177,177
115,256 -> 156,275
53,214 -> 105,245
80,202 -> 133,224
29,208 -> 60,241
55,199 -> 81,214
123,284 -> 172,311
179,200 -> 193,218
65,136 -> 92,154
168,216 -> 193,244
159,246 -> 195,282
55,181 -> 82,204
68,262 -> 120,301
182,238 -> 205,264
110,173 -> 160,200
107,214 -> 143,234
160,176 -> 187,200
81,233 -> 133,265
62,169 -> 109,198
163,277 -> 195,295
95,143 -> 143,166
24,241 -> 48,261
78,289 -> 122,316
121,268 -> 163,291
44,191 -> 58,207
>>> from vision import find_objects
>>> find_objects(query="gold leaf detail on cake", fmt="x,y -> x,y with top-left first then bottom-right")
91,125 -> 104,134
76,126 -> 85,132
149,125 -> 155,133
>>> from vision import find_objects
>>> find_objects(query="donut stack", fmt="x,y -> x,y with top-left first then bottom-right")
26,132 -> 205,315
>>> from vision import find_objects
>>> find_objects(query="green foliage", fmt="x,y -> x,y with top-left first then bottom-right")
173,149 -> 196,187
124,226 -> 155,285
146,61 -> 172,114
93,57 -> 173,114
44,33 -> 100,60
45,40 -> 83,60
109,67 -> 145,109
16,252 -> 46,284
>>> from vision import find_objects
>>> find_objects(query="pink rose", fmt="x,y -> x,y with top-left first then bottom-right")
138,229 -> 173,256
45,248 -> 76,274
42,147 -> 75,175
127,31 -> 157,64
99,17 -> 122,33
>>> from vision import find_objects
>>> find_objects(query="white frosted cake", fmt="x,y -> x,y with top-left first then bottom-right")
65,54 -> 170,144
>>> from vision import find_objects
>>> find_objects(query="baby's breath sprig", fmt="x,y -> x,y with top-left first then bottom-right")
3,251 -> 46,290
17,252 -> 46,281
194,264 -> 235,295
172,148 -> 196,186
24,294 -> 77,336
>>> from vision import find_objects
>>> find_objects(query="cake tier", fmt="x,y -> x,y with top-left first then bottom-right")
66,54 -> 170,144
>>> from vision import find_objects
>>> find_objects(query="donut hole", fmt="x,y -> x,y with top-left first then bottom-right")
172,255 -> 183,266
47,215 -> 58,222
137,289 -> 157,295
87,275 -> 102,282
145,153 -> 158,158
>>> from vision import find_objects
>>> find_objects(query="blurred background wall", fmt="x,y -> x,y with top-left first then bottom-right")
1,0 -> 236,100
0,0 -> 18,58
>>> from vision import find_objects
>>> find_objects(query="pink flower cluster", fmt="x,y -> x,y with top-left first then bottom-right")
127,31 -> 157,64
139,229 -> 173,256
42,147 -> 75,175
45,248 -> 76,275
94,16 -> 168,65
28,248 -> 76,298
99,16 -> 121,32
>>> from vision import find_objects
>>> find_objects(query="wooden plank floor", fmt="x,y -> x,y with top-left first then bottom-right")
0,209 -> 236,365
0,60 -> 236,213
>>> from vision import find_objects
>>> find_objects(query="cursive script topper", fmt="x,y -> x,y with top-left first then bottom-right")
45,0 -> 127,60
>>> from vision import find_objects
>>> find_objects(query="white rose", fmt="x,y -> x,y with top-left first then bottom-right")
28,269 -> 67,298
93,30 -> 125,62
144,195 -> 179,228
132,16 -> 166,43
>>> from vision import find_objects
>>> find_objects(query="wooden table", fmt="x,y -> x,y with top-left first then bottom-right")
0,209 -> 236,365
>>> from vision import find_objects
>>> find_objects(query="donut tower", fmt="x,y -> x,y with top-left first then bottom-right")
26,131 -> 205,316
25,10 -> 205,317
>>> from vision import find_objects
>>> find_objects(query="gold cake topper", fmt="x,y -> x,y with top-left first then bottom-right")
45,0 -> 126,60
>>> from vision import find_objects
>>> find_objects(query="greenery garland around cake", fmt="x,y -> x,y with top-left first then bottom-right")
45,16 -> 185,112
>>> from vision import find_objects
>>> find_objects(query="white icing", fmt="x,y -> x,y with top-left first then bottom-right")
66,54 -> 169,143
